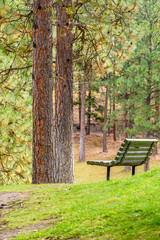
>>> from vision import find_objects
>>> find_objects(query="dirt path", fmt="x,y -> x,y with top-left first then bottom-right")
0,219 -> 53,240
0,189 -> 63,240
0,192 -> 29,206
0,192 -> 49,240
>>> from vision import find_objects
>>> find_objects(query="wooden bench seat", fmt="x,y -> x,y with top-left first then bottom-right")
87,138 -> 158,180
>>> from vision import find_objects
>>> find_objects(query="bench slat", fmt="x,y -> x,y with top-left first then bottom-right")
118,161 -> 144,166
87,160 -> 117,167
117,151 -> 150,156
125,138 -> 158,142
119,147 -> 151,152
116,155 -> 147,159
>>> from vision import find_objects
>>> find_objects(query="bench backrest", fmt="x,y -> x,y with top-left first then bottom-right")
115,139 -> 158,166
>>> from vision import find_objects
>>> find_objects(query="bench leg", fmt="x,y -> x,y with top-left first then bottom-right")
132,166 -> 135,176
107,167 -> 110,180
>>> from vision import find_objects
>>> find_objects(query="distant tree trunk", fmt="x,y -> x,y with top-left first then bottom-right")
144,93 -> 151,172
108,103 -> 111,135
86,87 -> 91,135
144,30 -> 153,172
123,112 -> 127,139
78,80 -> 81,128
79,71 -> 86,162
113,97 -> 116,141
32,0 -> 54,184
153,100 -> 159,155
103,81 -> 108,152
123,107 -> 131,171
55,0 -> 74,183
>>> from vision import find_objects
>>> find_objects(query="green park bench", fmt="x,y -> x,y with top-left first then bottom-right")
87,138 -> 158,180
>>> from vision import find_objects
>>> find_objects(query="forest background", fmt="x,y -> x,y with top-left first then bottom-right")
0,0 -> 160,185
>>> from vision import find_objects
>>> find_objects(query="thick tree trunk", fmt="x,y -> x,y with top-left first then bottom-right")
86,88 -> 91,135
32,0 -> 54,184
103,85 -> 108,152
79,73 -> 86,162
55,0 -> 74,183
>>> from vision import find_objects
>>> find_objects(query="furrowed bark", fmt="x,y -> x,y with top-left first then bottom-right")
55,0 -> 74,183
32,0 -> 54,184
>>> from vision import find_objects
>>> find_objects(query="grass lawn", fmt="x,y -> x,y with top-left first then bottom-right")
0,168 -> 160,240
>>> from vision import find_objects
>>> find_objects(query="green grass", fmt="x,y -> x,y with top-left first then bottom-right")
1,169 -> 160,240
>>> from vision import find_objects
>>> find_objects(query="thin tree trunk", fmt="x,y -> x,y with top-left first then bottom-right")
153,100 -> 159,155
79,71 -> 86,162
144,93 -> 151,172
144,30 -> 152,172
86,88 -> 91,135
123,105 -> 131,171
32,0 -> 54,184
103,84 -> 108,152
123,112 -> 127,139
113,97 -> 116,141
55,0 -> 74,183
108,103 -> 111,135
78,80 -> 81,129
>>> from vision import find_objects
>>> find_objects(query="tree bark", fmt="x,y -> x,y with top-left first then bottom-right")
123,94 -> 131,171
78,79 -> 81,129
144,31 -> 152,172
32,0 -> 54,184
86,87 -> 91,135
113,97 -> 116,141
108,104 -> 111,135
103,85 -> 108,152
55,0 -> 74,183
123,114 -> 130,171
79,71 -> 86,162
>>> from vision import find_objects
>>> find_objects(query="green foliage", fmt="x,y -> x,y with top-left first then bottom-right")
0,69 -> 32,184
111,0 -> 160,138
0,0 -> 32,184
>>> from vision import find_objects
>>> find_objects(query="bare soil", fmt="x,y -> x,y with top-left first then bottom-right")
0,192 -> 29,206
0,218 -> 54,240
0,192 -> 30,240
0,191 -> 58,240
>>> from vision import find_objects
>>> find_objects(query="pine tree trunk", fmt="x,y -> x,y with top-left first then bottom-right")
153,101 -> 159,155
78,80 -> 81,129
123,105 -> 131,171
113,97 -> 116,141
32,0 -> 54,184
144,31 -> 152,172
55,0 -> 74,183
108,103 -> 111,135
79,72 -> 86,162
144,94 -> 151,172
86,88 -> 91,135
103,85 -> 108,152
